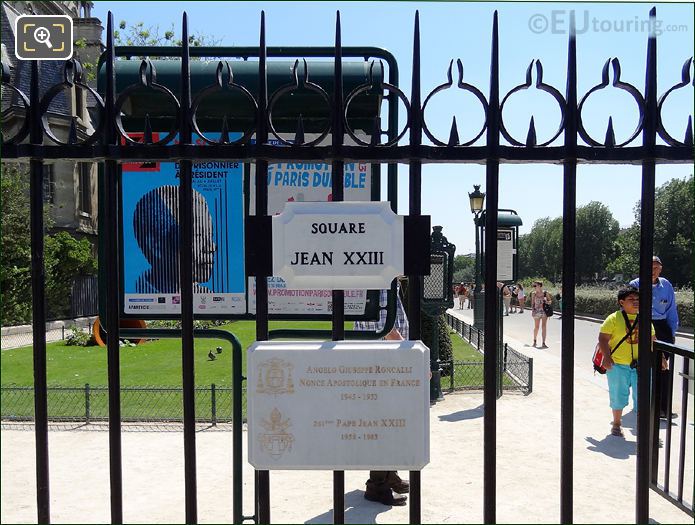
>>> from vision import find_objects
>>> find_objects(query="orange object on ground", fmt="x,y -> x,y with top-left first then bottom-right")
92,317 -> 147,347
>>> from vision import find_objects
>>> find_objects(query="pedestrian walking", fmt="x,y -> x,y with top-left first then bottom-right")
516,283 -> 526,314
629,256 -> 680,419
555,286 -> 563,319
597,286 -> 656,437
510,285 -> 518,313
530,281 -> 552,348
502,284 -> 512,316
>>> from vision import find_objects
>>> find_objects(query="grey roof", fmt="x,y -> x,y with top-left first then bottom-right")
2,3 -> 70,115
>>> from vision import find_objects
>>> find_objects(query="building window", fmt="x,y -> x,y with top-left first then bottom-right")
43,165 -> 55,204
78,163 -> 92,215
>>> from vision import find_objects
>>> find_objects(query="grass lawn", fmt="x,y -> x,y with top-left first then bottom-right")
1,323 -> 492,421
450,330 -> 482,362
1,320 -> 348,387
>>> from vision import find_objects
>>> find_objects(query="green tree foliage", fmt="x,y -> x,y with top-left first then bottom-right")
1,165 -> 97,325
453,254 -> 475,283
75,21 -> 221,81
44,232 -> 97,319
606,224 -> 640,279
652,175 -> 693,287
518,217 -> 563,281
114,20 -> 221,60
518,202 -> 619,283
611,175 -> 693,287
1,165 -> 34,324
575,201 -> 619,282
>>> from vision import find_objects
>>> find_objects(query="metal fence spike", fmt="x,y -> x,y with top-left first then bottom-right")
220,115 -> 230,144
605,116 -> 616,147
448,116 -> 460,146
526,116 -> 537,147
144,114 -> 153,144
370,116 -> 381,145
684,116 -> 693,145
295,115 -> 305,145
68,117 -> 78,144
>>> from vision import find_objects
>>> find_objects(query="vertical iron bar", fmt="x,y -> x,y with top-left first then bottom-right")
233,341 -> 243,524
179,14 -> 198,523
560,12 -> 577,525
387,55 -> 399,211
650,350 -> 661,484
637,8 -> 658,524
496,288 -> 503,399
483,11 -> 500,524
103,13 -> 123,523
256,12 -> 271,524
663,353 -> 675,492
211,383 -> 217,427
474,215 -> 482,330
331,12 -> 346,525
29,56 -> 50,524
85,383 -> 91,423
676,358 -> 689,502
408,12 -> 423,524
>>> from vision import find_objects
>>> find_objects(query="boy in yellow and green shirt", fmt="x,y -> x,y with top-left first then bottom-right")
597,286 -> 656,437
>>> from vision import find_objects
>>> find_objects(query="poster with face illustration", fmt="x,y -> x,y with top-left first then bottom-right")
121,132 -> 246,315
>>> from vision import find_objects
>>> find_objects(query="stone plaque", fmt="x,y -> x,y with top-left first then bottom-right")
248,340 -> 430,470
271,201 -> 404,290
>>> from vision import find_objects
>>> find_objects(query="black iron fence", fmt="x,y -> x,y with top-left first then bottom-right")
445,313 -> 533,395
1,384 -> 245,425
2,5 -> 692,524
650,341 -> 694,517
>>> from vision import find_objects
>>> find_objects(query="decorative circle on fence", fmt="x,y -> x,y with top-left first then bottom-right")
191,61 -> 258,145
115,60 -> 180,146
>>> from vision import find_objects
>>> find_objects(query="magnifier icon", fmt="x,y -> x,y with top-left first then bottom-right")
33,26 -> 53,48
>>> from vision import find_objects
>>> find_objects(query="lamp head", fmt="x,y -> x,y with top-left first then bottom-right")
468,185 -> 485,214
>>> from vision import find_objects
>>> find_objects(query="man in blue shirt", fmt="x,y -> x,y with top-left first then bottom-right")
630,256 -> 680,418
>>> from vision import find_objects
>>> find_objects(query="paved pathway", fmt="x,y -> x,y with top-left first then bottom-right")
1,310 -> 692,523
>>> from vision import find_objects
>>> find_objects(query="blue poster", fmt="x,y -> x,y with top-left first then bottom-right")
122,132 -> 246,315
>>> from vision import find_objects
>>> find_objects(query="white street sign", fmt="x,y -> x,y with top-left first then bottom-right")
272,201 -> 404,290
497,229 -> 514,282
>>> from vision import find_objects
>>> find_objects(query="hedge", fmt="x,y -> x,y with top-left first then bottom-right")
527,285 -> 693,329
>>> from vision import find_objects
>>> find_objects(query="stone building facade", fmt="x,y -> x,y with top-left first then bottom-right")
1,1 -> 103,239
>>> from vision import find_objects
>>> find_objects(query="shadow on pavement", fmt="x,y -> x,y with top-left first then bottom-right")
305,489 -> 393,524
585,434 -> 636,459
438,403 -> 484,422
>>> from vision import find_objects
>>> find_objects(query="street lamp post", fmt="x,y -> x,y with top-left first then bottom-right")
469,185 -> 486,330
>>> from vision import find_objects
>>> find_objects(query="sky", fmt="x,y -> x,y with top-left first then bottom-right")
91,1 -> 694,255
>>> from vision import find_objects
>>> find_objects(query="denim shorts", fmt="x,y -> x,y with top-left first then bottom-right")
606,364 -> 638,411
